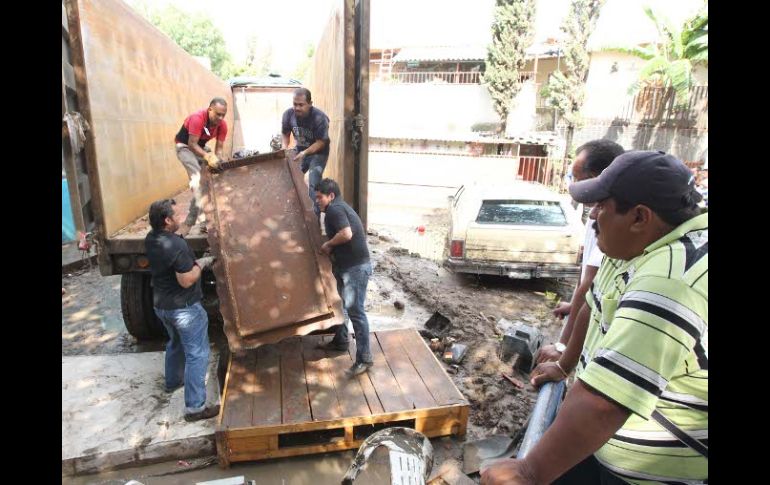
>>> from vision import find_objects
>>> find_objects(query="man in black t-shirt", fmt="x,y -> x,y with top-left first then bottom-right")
144,199 -> 219,422
314,179 -> 373,377
281,88 -> 331,217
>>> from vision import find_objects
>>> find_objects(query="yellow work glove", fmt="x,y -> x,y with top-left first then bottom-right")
203,152 -> 221,169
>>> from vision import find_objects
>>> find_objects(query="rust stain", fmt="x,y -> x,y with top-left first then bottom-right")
203,151 -> 343,351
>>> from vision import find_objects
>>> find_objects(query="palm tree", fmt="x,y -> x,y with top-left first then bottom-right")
602,4 -> 708,106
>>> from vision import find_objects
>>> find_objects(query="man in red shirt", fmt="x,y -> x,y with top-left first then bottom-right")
174,97 -> 229,235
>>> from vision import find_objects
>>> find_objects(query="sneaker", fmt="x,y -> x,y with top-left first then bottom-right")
346,362 -> 373,377
184,405 -> 220,422
316,340 -> 349,351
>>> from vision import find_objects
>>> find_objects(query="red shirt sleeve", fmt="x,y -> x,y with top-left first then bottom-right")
186,111 -> 205,137
217,120 -> 228,142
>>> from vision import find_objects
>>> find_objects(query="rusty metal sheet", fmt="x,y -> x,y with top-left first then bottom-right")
203,150 -> 344,351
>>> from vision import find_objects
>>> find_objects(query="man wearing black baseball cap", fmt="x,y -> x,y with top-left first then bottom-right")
482,151 -> 707,484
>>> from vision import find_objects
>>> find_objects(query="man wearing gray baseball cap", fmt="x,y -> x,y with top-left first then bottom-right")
482,151 -> 707,485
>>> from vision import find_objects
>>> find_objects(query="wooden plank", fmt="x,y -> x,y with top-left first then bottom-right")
228,439 -> 365,462
347,338 -> 385,415
226,435 -> 272,453
415,408 -> 466,437
319,336 -> 371,417
353,334 -> 411,413
215,431 -> 231,468
393,329 -> 466,406
223,351 -> 256,429
375,331 -> 437,409
224,405 -> 467,438
457,405 -> 469,437
279,338 -> 312,424
251,344 -> 282,427
217,354 -> 235,428
301,336 -> 343,421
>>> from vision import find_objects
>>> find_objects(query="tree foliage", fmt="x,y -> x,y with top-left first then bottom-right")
483,0 -> 536,127
601,3 -> 708,104
130,2 -> 233,80
541,0 -> 605,130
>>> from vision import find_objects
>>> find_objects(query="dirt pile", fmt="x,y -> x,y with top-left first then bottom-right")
371,242 -> 572,439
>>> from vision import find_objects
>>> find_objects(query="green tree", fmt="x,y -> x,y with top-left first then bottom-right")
682,5 -> 708,66
218,35 -> 277,80
130,2 -> 233,80
292,44 -> 316,82
602,4 -> 708,105
242,34 -> 274,76
541,0 -> 605,155
483,0 -> 536,131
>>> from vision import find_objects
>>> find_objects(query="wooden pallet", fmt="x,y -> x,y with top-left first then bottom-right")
216,328 -> 469,466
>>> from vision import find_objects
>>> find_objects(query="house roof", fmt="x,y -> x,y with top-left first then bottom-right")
385,42 -> 568,64
391,46 -> 487,63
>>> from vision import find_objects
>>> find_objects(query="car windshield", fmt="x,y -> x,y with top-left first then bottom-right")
476,199 -> 567,226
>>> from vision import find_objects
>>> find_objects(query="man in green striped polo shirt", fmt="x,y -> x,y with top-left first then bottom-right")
481,151 -> 707,485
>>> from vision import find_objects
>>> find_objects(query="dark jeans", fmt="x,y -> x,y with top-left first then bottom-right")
301,152 -> 328,217
553,455 -> 629,485
330,262 -> 373,365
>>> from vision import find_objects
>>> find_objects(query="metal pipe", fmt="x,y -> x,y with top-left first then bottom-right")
517,380 -> 567,458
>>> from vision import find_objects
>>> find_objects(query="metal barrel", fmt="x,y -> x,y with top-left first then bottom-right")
517,380 -> 567,458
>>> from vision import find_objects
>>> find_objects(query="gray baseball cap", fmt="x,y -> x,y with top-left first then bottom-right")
569,150 -> 698,211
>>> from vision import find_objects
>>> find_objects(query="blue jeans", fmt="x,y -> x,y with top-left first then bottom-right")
154,302 -> 210,414
301,153 -> 328,217
330,262 -> 373,365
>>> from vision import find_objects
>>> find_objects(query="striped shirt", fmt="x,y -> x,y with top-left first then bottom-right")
577,212 -> 708,484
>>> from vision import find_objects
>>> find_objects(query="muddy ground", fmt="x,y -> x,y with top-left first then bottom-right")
368,230 -> 572,440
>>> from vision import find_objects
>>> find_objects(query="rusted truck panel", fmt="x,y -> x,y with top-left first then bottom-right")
306,0 -> 369,224
66,0 -> 235,252
203,151 -> 344,350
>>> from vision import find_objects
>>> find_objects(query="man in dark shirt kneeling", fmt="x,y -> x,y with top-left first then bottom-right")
144,199 -> 219,421
314,179 -> 374,377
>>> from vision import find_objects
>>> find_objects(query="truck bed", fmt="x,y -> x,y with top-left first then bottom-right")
105,189 -> 209,254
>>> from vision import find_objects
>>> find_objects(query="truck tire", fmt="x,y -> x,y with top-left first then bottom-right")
120,273 -> 168,340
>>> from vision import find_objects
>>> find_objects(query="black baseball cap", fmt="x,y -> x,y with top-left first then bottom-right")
569,150 -> 698,211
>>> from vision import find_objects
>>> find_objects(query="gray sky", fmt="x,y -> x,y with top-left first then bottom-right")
124,0 -> 705,75
370,0 -> 705,49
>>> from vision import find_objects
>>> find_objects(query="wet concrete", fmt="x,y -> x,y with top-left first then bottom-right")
62,267 -> 165,356
64,435 -> 464,484
62,351 -> 221,476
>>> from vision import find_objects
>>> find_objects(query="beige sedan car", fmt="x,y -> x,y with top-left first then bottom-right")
445,183 -> 583,279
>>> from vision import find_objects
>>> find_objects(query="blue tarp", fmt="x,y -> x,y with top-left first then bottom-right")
62,179 -> 76,243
